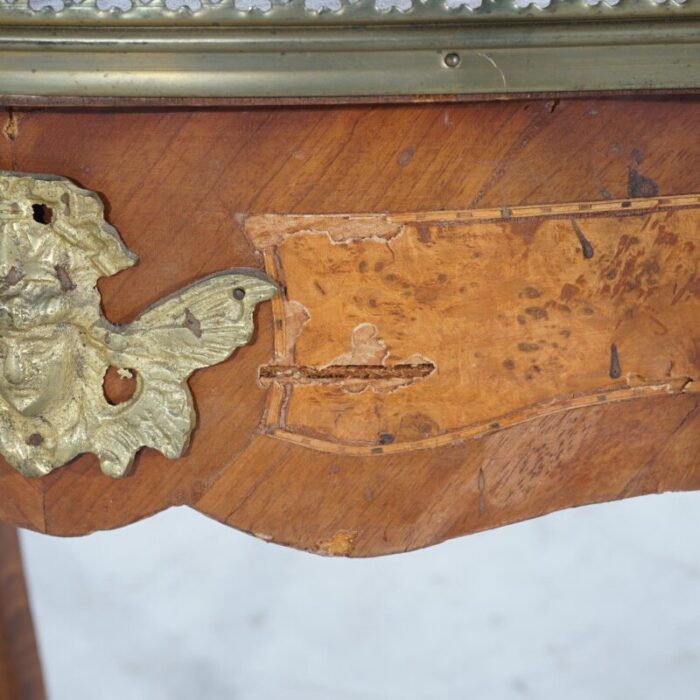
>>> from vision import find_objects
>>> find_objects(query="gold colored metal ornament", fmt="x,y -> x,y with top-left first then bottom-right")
0,172 -> 276,478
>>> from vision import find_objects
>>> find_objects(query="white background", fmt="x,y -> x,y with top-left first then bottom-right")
21,493 -> 700,700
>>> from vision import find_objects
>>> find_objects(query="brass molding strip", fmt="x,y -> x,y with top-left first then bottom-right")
0,20 -> 700,98
0,1 -> 699,98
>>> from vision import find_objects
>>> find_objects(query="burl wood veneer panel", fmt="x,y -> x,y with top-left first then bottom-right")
253,200 -> 697,453
0,100 -> 698,555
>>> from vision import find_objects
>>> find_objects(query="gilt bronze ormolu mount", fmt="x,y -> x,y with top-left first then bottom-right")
0,172 -> 276,478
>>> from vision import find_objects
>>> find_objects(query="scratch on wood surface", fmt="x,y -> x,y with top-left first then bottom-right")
261,322 -> 436,393
278,384 -> 292,430
681,378 -> 699,393
2,108 -> 18,141
316,530 -> 358,556
253,532 -> 274,542
325,323 -> 388,367
260,363 -> 436,383
245,213 -> 404,248
478,468 -> 487,516
277,299 -> 310,364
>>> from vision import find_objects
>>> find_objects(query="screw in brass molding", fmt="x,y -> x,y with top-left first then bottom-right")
444,52 -> 461,68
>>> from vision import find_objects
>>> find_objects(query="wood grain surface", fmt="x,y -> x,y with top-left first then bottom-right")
0,525 -> 46,700
252,198 -> 698,454
0,99 -> 698,556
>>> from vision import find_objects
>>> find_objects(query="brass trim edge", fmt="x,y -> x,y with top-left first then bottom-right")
0,18 -> 699,98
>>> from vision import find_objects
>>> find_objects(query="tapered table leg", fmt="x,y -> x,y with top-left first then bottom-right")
0,525 -> 46,700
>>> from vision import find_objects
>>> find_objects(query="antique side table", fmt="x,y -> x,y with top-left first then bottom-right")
0,1 -> 699,696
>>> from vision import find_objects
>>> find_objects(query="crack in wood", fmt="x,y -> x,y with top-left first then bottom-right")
259,363 -> 435,383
